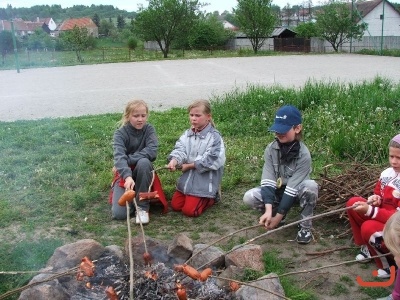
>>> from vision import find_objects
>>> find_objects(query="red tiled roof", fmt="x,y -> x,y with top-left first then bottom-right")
0,19 -> 39,31
58,17 -> 97,31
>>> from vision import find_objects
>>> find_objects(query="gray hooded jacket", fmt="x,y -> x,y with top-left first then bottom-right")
168,123 -> 225,199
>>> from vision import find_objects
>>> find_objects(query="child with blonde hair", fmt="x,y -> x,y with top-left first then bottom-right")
347,133 -> 400,279
167,99 -> 225,217
381,211 -> 400,300
111,100 -> 159,224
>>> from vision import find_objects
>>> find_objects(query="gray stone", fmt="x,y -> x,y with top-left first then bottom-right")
191,243 -> 225,270
235,273 -> 285,300
19,279 -> 70,300
167,233 -> 193,263
225,244 -> 264,271
46,239 -> 105,270
216,265 -> 245,290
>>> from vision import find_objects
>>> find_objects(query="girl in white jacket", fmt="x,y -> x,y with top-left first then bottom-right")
167,99 -> 225,217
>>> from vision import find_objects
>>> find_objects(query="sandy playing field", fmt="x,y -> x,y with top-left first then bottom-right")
1,53 -> 399,122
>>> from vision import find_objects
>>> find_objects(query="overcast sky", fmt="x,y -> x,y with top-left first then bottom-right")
0,0 -> 307,13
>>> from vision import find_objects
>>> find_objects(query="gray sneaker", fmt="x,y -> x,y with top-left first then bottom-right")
296,228 -> 312,244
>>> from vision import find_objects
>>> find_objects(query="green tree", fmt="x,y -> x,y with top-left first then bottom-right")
134,0 -> 203,58
234,0 -> 277,54
187,15 -> 234,50
25,28 -> 54,50
99,19 -> 115,36
60,25 -> 94,62
315,0 -> 366,52
117,14 -> 126,30
0,30 -> 14,64
295,21 -> 318,38
92,13 -> 100,27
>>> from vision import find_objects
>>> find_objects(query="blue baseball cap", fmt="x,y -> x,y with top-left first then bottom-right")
269,105 -> 302,134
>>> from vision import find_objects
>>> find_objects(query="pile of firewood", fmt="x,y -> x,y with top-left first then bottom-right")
316,162 -> 383,219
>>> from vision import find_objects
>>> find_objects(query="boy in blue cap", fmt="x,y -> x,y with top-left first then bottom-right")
243,105 -> 318,244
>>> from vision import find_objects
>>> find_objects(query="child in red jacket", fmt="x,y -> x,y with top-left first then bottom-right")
347,133 -> 400,279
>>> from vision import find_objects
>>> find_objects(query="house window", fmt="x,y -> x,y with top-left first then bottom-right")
380,14 -> 383,20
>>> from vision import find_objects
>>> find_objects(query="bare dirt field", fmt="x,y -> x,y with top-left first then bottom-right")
1,53 -> 400,122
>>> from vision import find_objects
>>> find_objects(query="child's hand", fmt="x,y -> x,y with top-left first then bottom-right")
259,211 -> 272,228
181,163 -> 194,172
167,159 -> 178,171
267,214 -> 284,230
367,195 -> 382,206
353,201 -> 370,214
124,176 -> 135,190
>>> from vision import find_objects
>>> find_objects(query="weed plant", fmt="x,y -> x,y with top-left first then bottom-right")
0,77 -> 399,299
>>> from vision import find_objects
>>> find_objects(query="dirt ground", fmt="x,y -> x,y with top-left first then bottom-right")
255,215 -> 393,300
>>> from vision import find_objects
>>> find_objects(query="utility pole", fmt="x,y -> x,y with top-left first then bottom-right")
10,19 -> 20,73
380,0 -> 385,55
350,0 -> 354,53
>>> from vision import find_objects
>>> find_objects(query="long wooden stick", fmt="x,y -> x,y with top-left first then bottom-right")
212,275 -> 290,300
196,202 -> 367,270
132,198 -> 148,255
185,224 -> 262,264
126,202 -> 134,300
250,253 -> 392,281
305,246 -> 354,256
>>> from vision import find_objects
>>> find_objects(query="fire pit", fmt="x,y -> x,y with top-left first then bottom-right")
17,237 -> 284,300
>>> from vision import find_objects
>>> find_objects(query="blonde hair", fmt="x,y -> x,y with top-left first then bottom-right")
188,99 -> 215,127
383,211 -> 400,257
118,100 -> 149,127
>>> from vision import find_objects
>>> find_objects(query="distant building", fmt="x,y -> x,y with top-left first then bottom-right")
0,18 -> 56,37
355,0 -> 400,36
56,17 -> 98,37
222,20 -> 239,31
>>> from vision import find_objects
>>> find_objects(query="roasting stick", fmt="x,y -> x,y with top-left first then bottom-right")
211,275 -> 291,300
126,200 -> 134,300
118,190 -> 136,300
194,200 -> 373,270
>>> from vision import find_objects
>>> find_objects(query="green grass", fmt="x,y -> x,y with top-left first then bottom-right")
262,251 -> 317,299
0,77 -> 399,298
357,48 -> 400,57
0,47 -> 284,70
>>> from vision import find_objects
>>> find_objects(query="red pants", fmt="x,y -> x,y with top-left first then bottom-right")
346,196 -> 393,269
170,191 -> 215,217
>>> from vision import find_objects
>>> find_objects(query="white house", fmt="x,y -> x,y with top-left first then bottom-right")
355,0 -> 400,36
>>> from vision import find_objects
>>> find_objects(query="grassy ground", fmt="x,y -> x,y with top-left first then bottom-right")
0,48 -> 284,70
0,77 -> 399,299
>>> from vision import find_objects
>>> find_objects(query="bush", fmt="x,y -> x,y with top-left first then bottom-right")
127,37 -> 138,50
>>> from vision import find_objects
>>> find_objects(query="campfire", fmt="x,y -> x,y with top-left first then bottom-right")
74,256 -> 232,300
9,163 -> 382,300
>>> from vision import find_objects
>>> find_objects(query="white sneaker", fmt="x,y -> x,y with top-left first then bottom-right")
376,294 -> 393,300
377,268 -> 391,279
355,245 -> 372,263
135,209 -> 149,224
